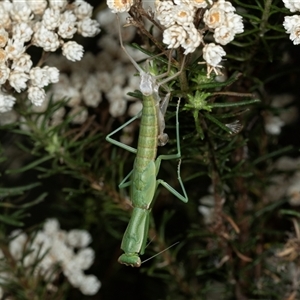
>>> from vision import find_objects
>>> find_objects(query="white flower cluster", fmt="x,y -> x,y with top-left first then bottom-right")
283,0 -> 300,44
0,9 -> 143,130
264,94 -> 298,135
157,1 -> 203,55
41,9 -> 143,124
265,156 -> 300,206
0,218 -> 101,296
0,0 -> 100,111
198,194 -> 216,225
155,0 -> 243,76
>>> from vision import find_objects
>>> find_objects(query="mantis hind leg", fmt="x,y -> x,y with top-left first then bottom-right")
106,112 -> 141,154
157,92 -> 170,147
155,98 -> 188,203
106,113 -> 142,188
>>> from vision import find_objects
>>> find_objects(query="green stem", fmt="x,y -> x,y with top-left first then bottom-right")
178,49 -> 188,96
260,0 -> 272,36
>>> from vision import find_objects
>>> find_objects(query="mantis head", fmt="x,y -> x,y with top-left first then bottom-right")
140,72 -> 155,96
118,253 -> 141,267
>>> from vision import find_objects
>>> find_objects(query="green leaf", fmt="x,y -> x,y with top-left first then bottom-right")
0,182 -> 41,197
5,155 -> 53,174
204,113 -> 232,134
0,214 -> 24,226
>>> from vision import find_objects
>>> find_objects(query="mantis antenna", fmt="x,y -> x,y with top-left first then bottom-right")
141,241 -> 180,265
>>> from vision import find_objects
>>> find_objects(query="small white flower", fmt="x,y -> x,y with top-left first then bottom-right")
42,8 -> 61,30
0,65 -> 10,84
49,0 -> 67,11
53,85 -> 81,107
9,71 -> 29,92
198,205 -> 215,224
70,70 -> 88,90
0,5 -> 11,30
96,7 -> 115,27
74,0 -> 93,19
11,2 -> 33,23
0,1 -> 12,13
226,13 -> 244,34
128,101 -> 142,117
203,43 -> 226,67
155,0 -> 176,27
27,0 -> 48,15
173,5 -> 196,27
214,0 -> 236,13
79,274 -> 101,296
62,41 -> 84,61
82,75 -> 102,107
58,11 -> 77,39
9,230 -> 27,260
96,71 -> 113,93
77,18 -> 101,37
44,66 -> 60,83
0,28 -> 9,47
74,248 -> 95,270
30,67 -> 51,88
0,51 -> 7,67
5,39 -> 26,60
106,85 -> 123,103
109,97 -> 127,117
181,26 -> 202,54
287,26 -> 300,45
44,218 -> 60,235
28,86 -> 46,106
283,0 -> 300,12
33,25 -> 60,52
187,0 -> 212,8
163,24 -> 188,49
264,115 -> 284,135
283,15 -> 300,45
51,106 -> 66,126
213,25 -> 235,45
11,54 -> 32,73
283,15 -> 300,33
107,0 -> 134,13
274,156 -> 300,172
64,264 -> 85,287
12,22 -> 34,42
111,66 -> 127,86
51,237 -> 73,262
203,6 -> 227,29
0,92 -> 16,112
69,106 -> 88,124
67,229 -> 92,248
198,194 -> 225,224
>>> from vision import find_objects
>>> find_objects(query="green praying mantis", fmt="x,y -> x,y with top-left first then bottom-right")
106,18 -> 188,267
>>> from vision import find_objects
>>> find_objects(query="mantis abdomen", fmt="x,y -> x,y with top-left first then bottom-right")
135,94 -> 159,171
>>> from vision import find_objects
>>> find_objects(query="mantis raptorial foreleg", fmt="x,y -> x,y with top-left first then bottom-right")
105,14 -> 188,267
157,92 -> 170,146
